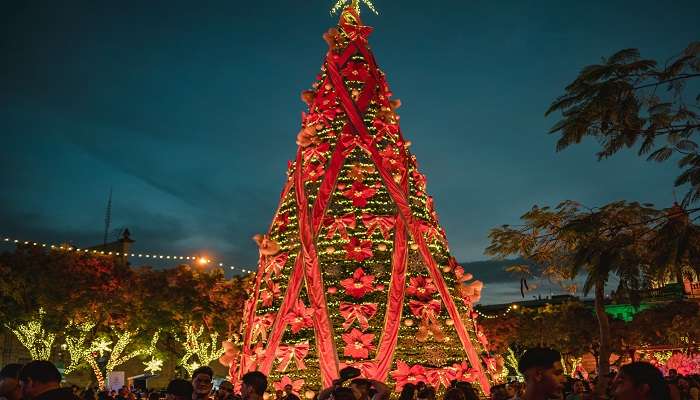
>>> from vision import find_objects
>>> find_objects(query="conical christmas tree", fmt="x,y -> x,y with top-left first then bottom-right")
233,5 -> 496,396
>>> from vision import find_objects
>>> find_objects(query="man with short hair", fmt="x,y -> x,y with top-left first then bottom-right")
191,366 -> 214,400
517,348 -> 565,400
215,382 -> 234,400
19,361 -> 79,400
613,362 -> 670,400
0,364 -> 23,400
240,372 -> 267,400
166,379 -> 194,400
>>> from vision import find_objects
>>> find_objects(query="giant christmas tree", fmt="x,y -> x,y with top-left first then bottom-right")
233,3 -> 496,396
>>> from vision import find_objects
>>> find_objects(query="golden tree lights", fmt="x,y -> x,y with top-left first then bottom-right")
177,324 -> 225,377
86,328 -> 160,390
63,321 -> 96,374
5,308 -> 56,360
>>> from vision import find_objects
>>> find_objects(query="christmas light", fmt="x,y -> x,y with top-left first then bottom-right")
5,308 -> 56,360
177,324 -> 224,377
64,321 -> 95,374
1,234 -> 255,274
144,358 -> 164,374
330,0 -> 378,15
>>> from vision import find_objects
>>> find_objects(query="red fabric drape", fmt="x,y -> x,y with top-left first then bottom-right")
325,45 -> 491,395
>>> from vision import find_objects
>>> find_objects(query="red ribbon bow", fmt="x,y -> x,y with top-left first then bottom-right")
275,341 -> 310,372
339,302 -> 378,331
340,21 -> 373,42
361,214 -> 395,239
303,142 -> 331,164
340,131 -> 371,155
250,313 -> 275,342
408,299 -> 442,323
323,213 -> 357,240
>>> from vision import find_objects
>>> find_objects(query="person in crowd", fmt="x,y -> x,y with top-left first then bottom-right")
397,384 -> 415,400
148,391 -> 160,400
82,389 -> 96,400
670,370 -> 679,380
416,386 -> 435,400
517,348 -> 566,400
191,367 -> 214,400
240,372 -> 267,400
281,385 -> 299,400
489,384 -> 507,400
328,388 -> 354,400
274,390 -> 284,400
504,381 -> 519,400
443,388 -> 465,400
451,382 -> 478,400
349,379 -> 388,400
166,379 -> 193,400
215,382 -> 234,400
18,361 -> 79,400
564,380 -> 585,400
612,361 -> 670,400
0,364 -> 23,400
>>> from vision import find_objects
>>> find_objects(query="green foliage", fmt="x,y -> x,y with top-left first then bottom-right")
546,42 -> 700,203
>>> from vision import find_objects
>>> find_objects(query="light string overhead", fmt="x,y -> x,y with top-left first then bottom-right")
1,234 -> 256,274
473,304 -> 518,319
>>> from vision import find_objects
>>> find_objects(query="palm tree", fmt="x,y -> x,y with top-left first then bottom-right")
647,203 -> 700,287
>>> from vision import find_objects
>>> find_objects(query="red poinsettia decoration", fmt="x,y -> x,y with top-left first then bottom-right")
411,170 -> 427,193
446,361 -> 477,382
304,162 -> 325,182
273,376 -> 305,395
340,267 -> 375,299
274,212 -> 289,233
390,361 -> 427,392
265,252 -> 288,278
373,118 -> 399,142
342,61 -> 372,83
406,276 -> 437,300
342,181 -> 378,207
379,144 -> 405,174
344,237 -> 373,263
303,142 -> 331,164
284,300 -> 314,333
260,280 -> 281,307
342,328 -> 376,359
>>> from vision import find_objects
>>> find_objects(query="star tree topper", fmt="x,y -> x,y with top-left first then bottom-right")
330,0 -> 378,15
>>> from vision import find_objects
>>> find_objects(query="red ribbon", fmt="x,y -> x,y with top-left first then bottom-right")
361,214 -> 395,239
323,213 -> 356,240
339,302 -> 378,331
417,220 -> 441,243
275,341 -> 310,372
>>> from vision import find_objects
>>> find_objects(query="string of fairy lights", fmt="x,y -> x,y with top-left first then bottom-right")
473,304 -> 518,319
1,235 -> 257,275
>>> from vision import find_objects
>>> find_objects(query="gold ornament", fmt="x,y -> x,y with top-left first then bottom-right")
404,319 -> 414,327
305,391 -> 315,399
445,319 -> 454,326
442,266 -> 451,273
326,246 -> 336,254
377,243 -> 387,251
410,243 -> 419,250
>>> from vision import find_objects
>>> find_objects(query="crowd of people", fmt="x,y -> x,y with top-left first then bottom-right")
1,347 -> 699,400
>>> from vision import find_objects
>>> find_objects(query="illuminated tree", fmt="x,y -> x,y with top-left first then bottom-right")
178,324 -> 224,377
63,320 -> 96,375
5,308 -> 55,360
235,4 -> 494,396
86,328 -> 159,390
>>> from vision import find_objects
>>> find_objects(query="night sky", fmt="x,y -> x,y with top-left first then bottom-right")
2,0 -> 698,304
